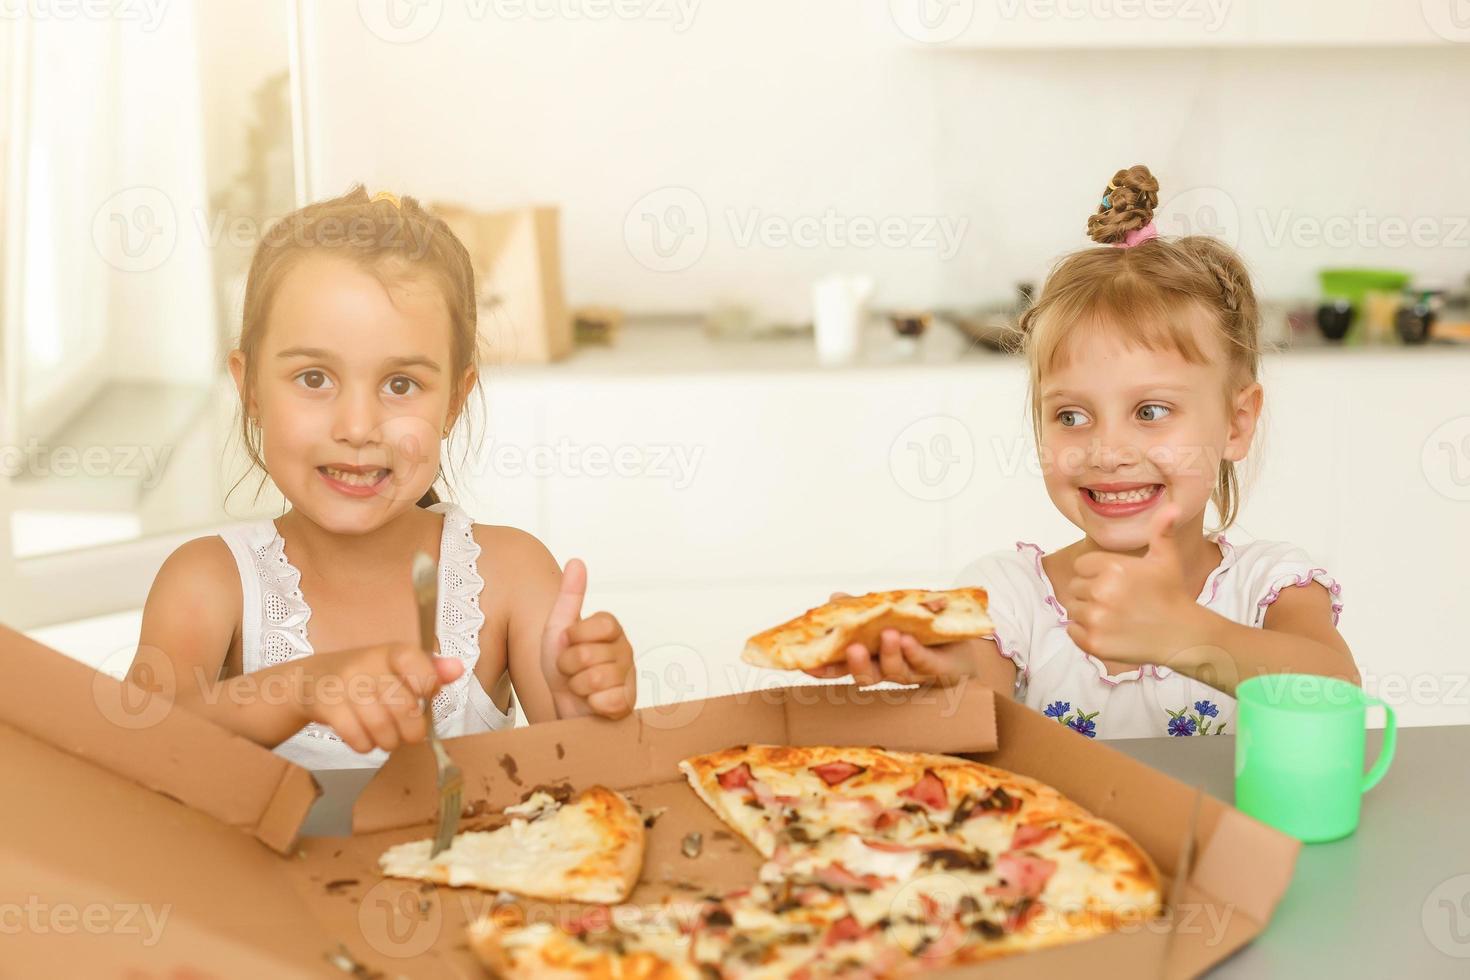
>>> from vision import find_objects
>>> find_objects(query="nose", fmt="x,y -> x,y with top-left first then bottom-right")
331,384 -> 382,448
1086,418 -> 1139,473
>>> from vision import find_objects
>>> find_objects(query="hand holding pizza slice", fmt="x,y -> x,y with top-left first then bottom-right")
743,589 -> 995,687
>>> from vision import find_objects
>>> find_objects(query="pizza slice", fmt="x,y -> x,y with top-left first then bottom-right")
741,589 -> 993,672
467,901 -> 704,980
468,882 -> 901,980
680,746 -> 1163,967
379,784 -> 644,904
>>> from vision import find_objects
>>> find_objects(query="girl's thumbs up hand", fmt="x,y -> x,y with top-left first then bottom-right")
1066,504 -> 1206,665
540,559 -> 637,720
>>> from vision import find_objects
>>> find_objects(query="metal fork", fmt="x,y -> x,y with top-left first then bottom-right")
411,550 -> 462,857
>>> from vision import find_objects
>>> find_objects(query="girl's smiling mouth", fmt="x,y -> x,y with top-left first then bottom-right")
1080,482 -> 1163,517
318,463 -> 393,497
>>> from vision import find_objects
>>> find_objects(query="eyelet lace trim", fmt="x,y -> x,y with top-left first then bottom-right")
251,503 -> 485,743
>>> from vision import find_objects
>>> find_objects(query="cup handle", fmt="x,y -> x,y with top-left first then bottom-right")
1362,696 -> 1396,793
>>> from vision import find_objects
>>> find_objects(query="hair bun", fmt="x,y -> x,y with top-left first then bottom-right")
1087,165 -> 1159,245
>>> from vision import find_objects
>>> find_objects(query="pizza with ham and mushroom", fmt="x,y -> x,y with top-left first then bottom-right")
468,746 -> 1162,977
741,589 -> 994,672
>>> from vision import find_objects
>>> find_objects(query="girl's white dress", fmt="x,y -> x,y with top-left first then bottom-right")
956,535 -> 1345,739
216,501 -> 514,770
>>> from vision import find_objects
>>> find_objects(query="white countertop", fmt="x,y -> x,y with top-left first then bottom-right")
484,321 -> 1470,381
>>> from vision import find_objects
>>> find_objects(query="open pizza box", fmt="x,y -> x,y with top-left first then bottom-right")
0,623 -> 1299,978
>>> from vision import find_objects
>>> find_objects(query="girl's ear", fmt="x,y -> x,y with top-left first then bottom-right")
445,365 -> 479,433
1224,382 -> 1263,462
227,349 -> 257,420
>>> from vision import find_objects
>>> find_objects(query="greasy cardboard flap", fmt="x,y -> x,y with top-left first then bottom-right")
0,625 -> 319,853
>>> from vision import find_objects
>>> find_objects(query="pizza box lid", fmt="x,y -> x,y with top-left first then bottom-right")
0,624 -> 1296,978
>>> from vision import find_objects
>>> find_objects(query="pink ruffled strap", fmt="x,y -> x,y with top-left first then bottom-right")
1257,567 -> 1344,627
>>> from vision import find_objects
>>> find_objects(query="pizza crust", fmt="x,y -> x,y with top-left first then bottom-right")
741,588 -> 993,671
379,785 -> 645,905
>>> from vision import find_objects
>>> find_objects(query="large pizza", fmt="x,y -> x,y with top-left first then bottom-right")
466,746 -> 1162,977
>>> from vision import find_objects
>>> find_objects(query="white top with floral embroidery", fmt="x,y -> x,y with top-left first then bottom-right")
955,536 -> 1345,740
216,501 -> 514,770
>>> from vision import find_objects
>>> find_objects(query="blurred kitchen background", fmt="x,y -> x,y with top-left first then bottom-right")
2,1 -> 1467,725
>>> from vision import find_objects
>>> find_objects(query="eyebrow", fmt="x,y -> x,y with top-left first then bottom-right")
1041,383 -> 1193,403
275,347 -> 442,373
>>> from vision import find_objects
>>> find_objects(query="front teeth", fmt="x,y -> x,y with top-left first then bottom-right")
1088,486 -> 1159,504
323,466 -> 387,487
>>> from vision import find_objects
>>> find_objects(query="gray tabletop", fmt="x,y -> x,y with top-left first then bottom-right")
303,725 -> 1470,978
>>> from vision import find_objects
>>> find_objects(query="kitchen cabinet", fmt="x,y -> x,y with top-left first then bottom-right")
453,335 -> 1470,728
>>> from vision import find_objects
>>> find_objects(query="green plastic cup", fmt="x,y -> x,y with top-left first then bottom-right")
1234,673 -> 1396,843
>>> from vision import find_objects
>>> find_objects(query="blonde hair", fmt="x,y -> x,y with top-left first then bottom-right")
230,185 -> 482,509
1018,165 -> 1262,529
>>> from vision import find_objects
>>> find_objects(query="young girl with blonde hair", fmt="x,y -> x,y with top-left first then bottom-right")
130,187 -> 636,768
808,165 -> 1358,739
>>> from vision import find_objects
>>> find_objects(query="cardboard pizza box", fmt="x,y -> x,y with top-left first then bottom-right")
0,624 -> 1299,978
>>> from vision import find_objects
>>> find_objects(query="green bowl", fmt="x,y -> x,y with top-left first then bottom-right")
1319,268 -> 1412,307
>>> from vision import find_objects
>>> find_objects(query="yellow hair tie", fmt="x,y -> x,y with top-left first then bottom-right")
370,190 -> 401,209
